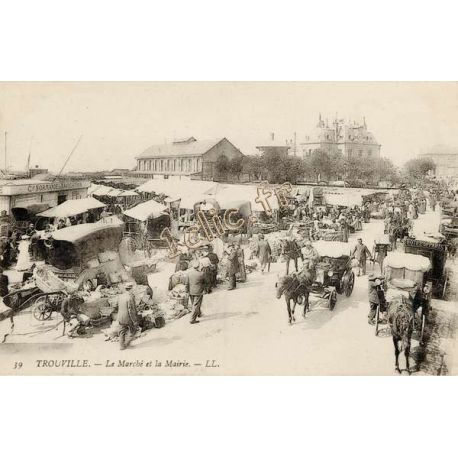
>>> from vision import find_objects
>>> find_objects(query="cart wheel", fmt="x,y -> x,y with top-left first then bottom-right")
328,290 -> 337,311
345,271 -> 355,297
420,314 -> 426,345
124,235 -> 138,253
375,305 -> 380,336
296,294 -> 304,305
32,296 -> 53,321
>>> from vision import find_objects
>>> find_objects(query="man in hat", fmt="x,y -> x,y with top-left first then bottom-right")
117,282 -> 139,349
187,260 -> 206,324
368,275 -> 385,325
351,238 -> 373,276
226,243 -> 240,290
255,234 -> 271,274
301,239 -> 319,270
206,245 -> 219,290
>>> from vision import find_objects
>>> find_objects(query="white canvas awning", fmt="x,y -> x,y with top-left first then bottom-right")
106,188 -> 124,197
92,185 -> 115,196
37,197 -> 106,219
119,190 -> 139,197
123,199 -> 167,222
87,183 -> 102,195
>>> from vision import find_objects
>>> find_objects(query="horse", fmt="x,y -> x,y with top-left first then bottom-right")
279,239 -> 302,275
275,268 -> 315,324
387,297 -> 414,374
389,225 -> 410,250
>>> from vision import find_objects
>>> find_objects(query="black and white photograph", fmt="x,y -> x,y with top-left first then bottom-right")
0,81 -> 457,375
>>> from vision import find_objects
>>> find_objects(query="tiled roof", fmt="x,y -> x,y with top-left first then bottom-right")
136,138 -> 224,159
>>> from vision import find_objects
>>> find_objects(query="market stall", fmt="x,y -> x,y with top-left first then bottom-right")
37,196 -> 106,221
41,220 -> 125,283
123,199 -> 170,250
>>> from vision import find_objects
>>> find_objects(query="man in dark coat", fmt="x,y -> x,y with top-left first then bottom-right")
187,261 -> 206,324
226,244 -> 239,290
117,283 -> 139,349
351,238 -> 373,276
207,245 -> 219,289
368,275 -> 385,324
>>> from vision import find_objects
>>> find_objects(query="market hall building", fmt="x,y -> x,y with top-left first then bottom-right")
134,137 -> 244,181
0,178 -> 90,217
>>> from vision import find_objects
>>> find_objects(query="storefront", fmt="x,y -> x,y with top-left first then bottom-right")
0,179 -> 90,216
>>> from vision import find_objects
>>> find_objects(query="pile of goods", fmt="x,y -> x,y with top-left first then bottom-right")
252,222 -> 278,234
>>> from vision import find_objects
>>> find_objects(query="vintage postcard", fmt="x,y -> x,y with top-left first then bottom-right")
0,81 -> 457,375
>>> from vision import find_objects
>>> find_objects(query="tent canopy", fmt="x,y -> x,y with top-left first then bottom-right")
119,189 -> 139,197
87,183 -> 102,195
136,178 -> 213,199
92,185 -> 115,196
106,188 -> 123,197
385,252 -> 431,272
123,199 -> 167,222
37,197 -> 106,219
204,183 -> 279,212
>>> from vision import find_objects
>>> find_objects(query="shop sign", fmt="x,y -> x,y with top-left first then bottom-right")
0,180 -> 90,196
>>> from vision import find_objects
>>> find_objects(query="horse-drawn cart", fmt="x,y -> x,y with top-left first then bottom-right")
311,241 -> 355,310
276,241 -> 354,323
374,252 -> 432,345
404,235 -> 448,298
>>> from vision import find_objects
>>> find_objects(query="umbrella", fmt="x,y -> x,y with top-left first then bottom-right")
37,197 -> 106,219
123,200 -> 167,222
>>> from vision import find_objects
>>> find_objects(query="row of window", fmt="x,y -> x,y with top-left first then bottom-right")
302,148 -> 374,158
137,157 -> 201,173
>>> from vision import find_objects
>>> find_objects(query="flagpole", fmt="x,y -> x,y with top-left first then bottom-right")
4,131 -> 7,171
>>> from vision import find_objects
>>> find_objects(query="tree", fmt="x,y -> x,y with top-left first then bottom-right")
404,157 -> 435,181
215,155 -> 230,177
309,150 -> 332,181
242,155 -> 264,181
229,156 -> 243,180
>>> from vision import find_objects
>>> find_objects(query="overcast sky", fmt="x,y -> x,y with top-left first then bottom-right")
0,82 -> 457,173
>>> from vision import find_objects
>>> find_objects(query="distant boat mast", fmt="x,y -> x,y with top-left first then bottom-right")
4,131 -> 7,170
55,135 -> 83,179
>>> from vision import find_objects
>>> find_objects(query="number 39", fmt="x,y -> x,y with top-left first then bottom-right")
13,362 -> 23,369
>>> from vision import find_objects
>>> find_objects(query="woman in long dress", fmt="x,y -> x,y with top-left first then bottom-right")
15,238 -> 32,271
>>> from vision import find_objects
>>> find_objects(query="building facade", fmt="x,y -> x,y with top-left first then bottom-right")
134,137 -> 244,181
256,133 -> 291,158
418,145 -> 458,178
300,115 -> 381,160
0,179 -> 90,215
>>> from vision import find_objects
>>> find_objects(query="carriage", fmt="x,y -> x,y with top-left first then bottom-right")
2,283 -> 64,321
439,216 -> 458,256
374,252 -> 432,344
309,241 -> 355,310
122,200 -> 171,254
404,235 -> 448,298
2,266 -> 72,323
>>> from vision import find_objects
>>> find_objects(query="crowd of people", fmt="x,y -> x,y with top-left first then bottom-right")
1,180 -> 456,350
